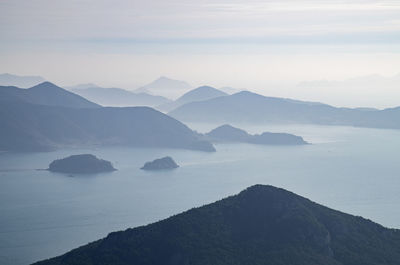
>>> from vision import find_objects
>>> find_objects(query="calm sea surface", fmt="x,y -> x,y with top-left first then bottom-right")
1,123 -> 400,265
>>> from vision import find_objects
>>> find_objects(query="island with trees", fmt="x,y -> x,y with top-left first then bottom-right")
206,124 -> 308,145
48,154 -> 116,174
141,156 -> 179,170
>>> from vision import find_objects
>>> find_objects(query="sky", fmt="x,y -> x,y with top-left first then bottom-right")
1,0 -> 400,107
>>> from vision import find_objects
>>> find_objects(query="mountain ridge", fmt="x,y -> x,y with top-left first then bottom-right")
33,184 -> 400,265
169,90 -> 400,129
135,77 -> 192,99
0,89 -> 215,152
69,86 -> 171,107
0,82 -> 99,109
158,85 -> 228,112
0,73 -> 46,88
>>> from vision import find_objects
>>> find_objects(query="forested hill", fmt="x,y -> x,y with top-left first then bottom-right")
34,184 -> 400,265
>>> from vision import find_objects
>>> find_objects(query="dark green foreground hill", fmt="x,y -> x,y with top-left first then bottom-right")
34,185 -> 400,265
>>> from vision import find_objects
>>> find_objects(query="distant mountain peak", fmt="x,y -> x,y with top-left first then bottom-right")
66,83 -> 99,90
231,90 -> 266,100
178,85 -> 227,100
210,124 -> 248,134
150,76 -> 189,85
30,82 -> 69,93
135,76 -> 192,99
31,81 -> 57,88
155,76 -> 174,81
196,85 -> 216,90
219,86 -> 241,94
0,81 -> 99,108
206,124 -> 250,142
232,90 -> 260,97
170,90 -> 390,126
0,73 -> 46,88
156,85 -> 227,112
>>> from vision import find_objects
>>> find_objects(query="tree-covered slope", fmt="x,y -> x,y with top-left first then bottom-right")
34,185 -> 400,265
48,154 -> 116,174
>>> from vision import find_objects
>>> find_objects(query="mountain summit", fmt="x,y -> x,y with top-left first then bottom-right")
34,184 -> 400,265
168,90 -> 400,129
177,85 -> 227,102
0,73 -> 45,88
0,82 -> 215,152
135,77 -> 192,99
157,85 -> 228,112
0,82 -> 99,108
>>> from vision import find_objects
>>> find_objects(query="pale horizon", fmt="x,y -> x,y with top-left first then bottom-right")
1,0 -> 400,108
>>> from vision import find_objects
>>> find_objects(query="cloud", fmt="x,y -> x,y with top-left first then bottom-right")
1,0 -> 399,42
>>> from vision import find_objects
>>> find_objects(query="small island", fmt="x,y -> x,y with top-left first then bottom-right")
206,124 -> 308,145
48,154 -> 116,174
141,156 -> 179,170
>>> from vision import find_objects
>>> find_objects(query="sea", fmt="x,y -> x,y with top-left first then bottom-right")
1,123 -> 399,265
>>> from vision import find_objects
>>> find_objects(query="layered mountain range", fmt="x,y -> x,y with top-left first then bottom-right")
0,82 -> 214,152
169,91 -> 400,129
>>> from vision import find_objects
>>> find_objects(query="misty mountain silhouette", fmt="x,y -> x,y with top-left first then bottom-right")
0,82 -> 99,108
218,86 -> 241,94
70,86 -> 171,107
169,91 -> 400,129
207,124 -> 250,141
33,184 -> 400,265
206,124 -> 308,145
0,73 -> 45,88
158,85 -> 228,112
0,83 -> 215,152
65,83 -> 98,90
135,76 -> 192,99
0,101 -> 215,152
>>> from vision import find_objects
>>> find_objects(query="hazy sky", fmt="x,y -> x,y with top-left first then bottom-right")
1,0 -> 400,107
